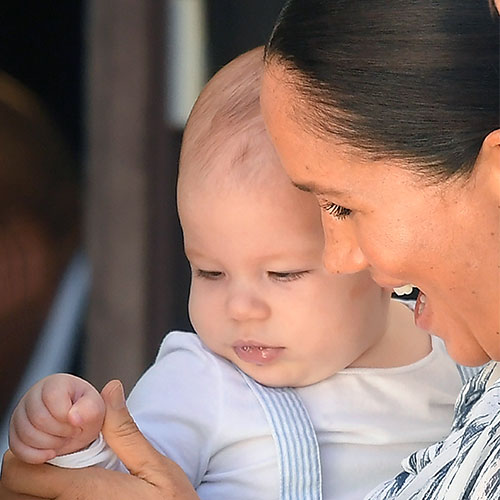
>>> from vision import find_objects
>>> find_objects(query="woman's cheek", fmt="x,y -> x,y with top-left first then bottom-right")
356,219 -> 414,278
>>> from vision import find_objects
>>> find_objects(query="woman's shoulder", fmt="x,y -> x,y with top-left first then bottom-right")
453,361 -> 499,430
366,361 -> 500,500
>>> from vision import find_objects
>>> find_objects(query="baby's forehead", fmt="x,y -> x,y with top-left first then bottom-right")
180,126 -> 286,191
177,46 -> 288,193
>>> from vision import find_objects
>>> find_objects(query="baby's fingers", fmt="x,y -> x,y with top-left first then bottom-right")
54,393 -> 105,456
67,390 -> 105,430
8,422 -> 58,464
22,393 -> 75,438
10,405 -> 70,450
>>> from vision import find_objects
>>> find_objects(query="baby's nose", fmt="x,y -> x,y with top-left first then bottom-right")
226,285 -> 270,321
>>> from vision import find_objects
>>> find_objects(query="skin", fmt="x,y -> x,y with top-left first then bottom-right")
179,161 -> 428,388
3,0 -> 500,487
9,374 -> 105,464
260,63 -> 500,367
3,0 -> 500,489
1,381 -> 199,500
10,134 -> 428,464
3,160 -> 432,500
2,155 -> 432,500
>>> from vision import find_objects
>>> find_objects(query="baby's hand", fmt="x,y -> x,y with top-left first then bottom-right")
9,373 -> 105,464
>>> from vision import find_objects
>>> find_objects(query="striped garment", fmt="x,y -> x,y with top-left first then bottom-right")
240,370 -> 323,500
366,362 -> 500,500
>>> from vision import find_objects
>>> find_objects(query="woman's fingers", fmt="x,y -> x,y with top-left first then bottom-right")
100,380 -> 160,475
0,481 -> 49,500
3,381 -> 198,500
1,450 -> 155,500
1,451 -> 66,498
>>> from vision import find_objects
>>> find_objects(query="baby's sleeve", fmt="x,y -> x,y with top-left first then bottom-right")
48,331 -> 223,486
47,433 -> 124,470
126,331 -> 223,487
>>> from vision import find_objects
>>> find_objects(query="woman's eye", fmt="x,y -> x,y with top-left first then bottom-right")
268,271 -> 309,282
319,201 -> 352,220
195,269 -> 224,280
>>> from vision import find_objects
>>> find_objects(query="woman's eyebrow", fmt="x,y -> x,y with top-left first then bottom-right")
291,180 -> 345,198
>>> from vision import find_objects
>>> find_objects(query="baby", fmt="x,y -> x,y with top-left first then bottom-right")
9,47 -> 472,500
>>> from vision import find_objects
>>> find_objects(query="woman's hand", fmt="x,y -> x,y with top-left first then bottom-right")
0,380 -> 199,500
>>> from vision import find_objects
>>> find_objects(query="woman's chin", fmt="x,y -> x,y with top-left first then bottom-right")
439,335 -> 491,367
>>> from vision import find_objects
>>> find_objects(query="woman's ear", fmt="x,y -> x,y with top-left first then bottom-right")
481,129 -> 500,193
483,129 -> 500,155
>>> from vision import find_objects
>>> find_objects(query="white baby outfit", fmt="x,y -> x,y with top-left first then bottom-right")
52,331 -> 471,500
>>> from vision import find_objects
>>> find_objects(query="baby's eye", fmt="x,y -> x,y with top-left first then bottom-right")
195,269 -> 224,280
268,270 -> 309,282
319,200 -> 352,220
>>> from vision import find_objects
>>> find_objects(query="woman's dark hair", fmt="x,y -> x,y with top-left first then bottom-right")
265,0 -> 499,180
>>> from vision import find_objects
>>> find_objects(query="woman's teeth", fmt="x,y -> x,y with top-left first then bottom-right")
393,284 -> 414,296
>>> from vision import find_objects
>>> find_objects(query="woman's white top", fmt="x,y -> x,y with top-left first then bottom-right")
366,361 -> 500,500
52,331 -> 467,500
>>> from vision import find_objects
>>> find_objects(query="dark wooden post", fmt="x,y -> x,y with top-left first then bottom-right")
85,0 -> 173,392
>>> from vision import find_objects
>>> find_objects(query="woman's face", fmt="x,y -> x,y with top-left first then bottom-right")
261,64 -> 500,366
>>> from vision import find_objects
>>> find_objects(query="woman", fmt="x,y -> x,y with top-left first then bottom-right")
1,1 -> 498,498
260,1 -> 499,497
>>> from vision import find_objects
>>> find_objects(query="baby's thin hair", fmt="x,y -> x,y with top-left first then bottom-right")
179,46 -> 281,188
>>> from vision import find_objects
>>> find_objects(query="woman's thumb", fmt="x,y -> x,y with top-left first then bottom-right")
100,380 -> 160,477
101,380 -> 199,499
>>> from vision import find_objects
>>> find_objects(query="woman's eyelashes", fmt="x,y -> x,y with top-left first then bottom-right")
319,200 -> 352,220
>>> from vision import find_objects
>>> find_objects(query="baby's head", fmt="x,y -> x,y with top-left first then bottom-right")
177,47 -> 391,387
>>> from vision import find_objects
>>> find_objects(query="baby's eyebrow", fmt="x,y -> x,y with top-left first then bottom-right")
184,247 -> 204,259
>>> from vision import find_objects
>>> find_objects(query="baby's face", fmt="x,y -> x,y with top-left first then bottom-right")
178,172 -> 390,387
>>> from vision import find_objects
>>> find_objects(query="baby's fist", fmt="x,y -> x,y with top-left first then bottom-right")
9,373 -> 105,464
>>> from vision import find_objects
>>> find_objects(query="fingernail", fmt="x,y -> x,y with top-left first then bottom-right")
109,381 -> 125,410
68,407 -> 84,427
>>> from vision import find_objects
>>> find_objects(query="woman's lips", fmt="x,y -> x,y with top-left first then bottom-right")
233,342 -> 285,365
414,290 -> 432,331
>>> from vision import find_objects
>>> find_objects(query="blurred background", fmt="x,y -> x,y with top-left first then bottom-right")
0,0 -> 286,452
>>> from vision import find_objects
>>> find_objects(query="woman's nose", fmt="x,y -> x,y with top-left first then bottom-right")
321,216 -> 369,275
226,283 -> 271,322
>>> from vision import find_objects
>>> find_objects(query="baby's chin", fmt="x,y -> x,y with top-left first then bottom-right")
237,363 -> 330,388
